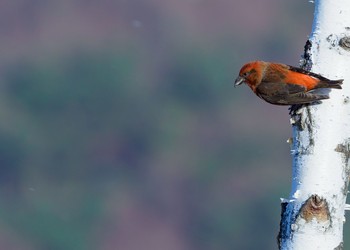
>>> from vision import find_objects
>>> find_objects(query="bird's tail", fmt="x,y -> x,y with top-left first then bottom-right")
318,79 -> 343,89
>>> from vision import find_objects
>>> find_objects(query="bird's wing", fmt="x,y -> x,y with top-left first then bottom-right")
257,81 -> 306,96
256,81 -> 317,105
285,92 -> 329,104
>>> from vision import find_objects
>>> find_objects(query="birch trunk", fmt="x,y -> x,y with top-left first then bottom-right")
278,1 -> 350,249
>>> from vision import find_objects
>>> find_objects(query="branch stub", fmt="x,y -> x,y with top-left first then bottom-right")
300,195 -> 329,222
339,36 -> 350,51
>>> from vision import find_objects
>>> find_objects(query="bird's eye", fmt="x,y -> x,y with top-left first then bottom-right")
242,72 -> 249,77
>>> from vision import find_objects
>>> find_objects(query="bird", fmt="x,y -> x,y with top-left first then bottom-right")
234,61 -> 343,105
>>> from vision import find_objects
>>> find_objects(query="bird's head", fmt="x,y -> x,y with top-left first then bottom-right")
234,61 -> 263,88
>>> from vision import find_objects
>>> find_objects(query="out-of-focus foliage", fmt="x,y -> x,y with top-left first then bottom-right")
2,1 -> 347,250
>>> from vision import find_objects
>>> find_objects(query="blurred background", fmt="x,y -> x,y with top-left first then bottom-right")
0,1 -> 345,250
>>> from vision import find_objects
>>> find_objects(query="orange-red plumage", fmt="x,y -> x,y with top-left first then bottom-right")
235,61 -> 343,105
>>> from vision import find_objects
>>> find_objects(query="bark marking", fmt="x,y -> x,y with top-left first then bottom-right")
300,195 -> 329,222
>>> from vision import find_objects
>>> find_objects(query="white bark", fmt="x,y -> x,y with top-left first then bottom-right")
278,1 -> 350,249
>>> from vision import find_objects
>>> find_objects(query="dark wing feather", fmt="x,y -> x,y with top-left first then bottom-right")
256,81 -> 328,105
257,81 -> 306,96
280,92 -> 329,105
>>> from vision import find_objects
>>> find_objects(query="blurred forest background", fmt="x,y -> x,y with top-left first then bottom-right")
0,1 -> 347,250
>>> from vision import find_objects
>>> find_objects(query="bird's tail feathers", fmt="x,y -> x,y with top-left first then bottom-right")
318,79 -> 343,89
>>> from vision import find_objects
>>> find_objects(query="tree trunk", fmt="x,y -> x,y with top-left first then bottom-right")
278,1 -> 350,249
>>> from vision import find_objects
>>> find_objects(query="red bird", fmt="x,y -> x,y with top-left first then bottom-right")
234,61 -> 343,105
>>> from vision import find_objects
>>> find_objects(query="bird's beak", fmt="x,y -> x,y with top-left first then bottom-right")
234,76 -> 245,87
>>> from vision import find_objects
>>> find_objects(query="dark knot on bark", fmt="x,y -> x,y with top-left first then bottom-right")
339,37 -> 350,51
300,195 -> 329,222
